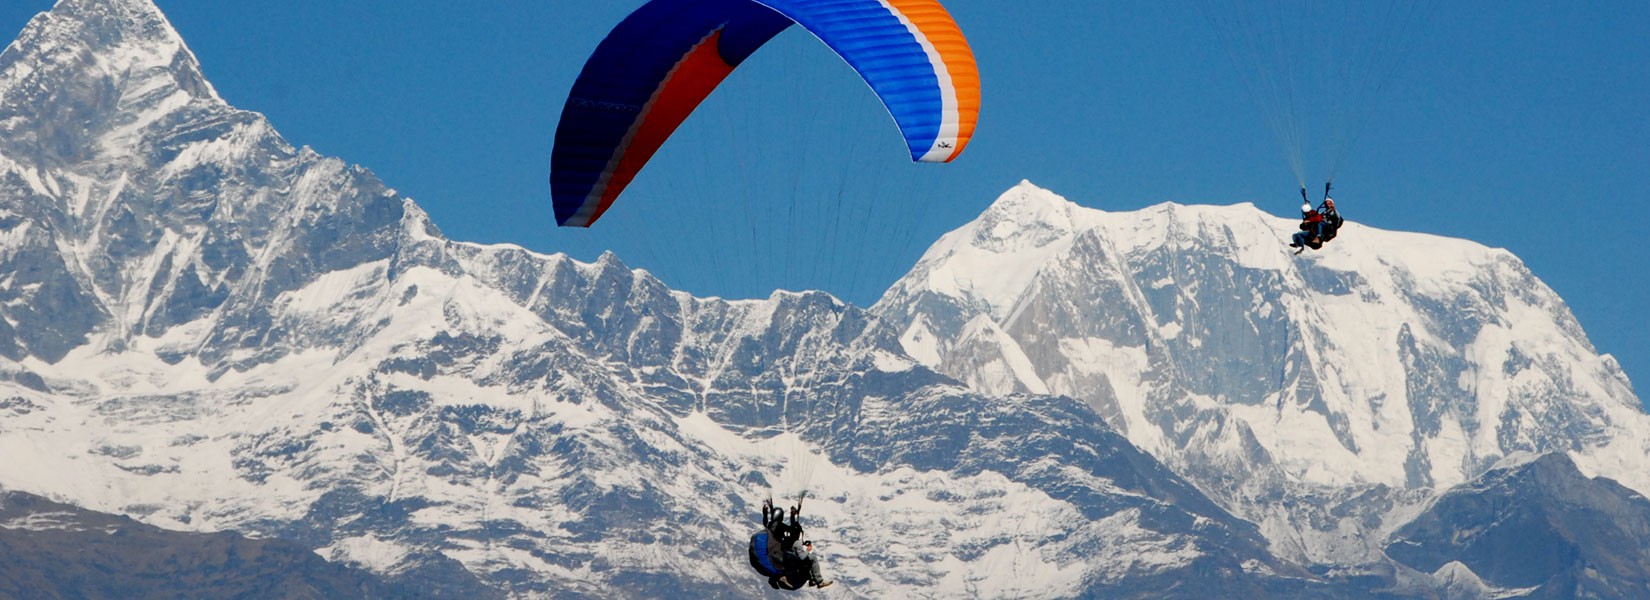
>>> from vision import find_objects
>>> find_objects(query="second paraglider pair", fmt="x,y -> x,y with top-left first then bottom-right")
1290,183 -> 1345,255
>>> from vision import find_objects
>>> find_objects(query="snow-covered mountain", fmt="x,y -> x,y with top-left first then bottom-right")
0,1 -> 1332,598
2,1 -> 1647,598
873,182 -> 1650,569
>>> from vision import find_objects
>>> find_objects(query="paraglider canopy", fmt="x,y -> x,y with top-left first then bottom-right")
549,0 -> 981,227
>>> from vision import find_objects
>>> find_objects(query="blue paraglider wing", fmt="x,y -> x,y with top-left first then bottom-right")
550,0 -> 980,227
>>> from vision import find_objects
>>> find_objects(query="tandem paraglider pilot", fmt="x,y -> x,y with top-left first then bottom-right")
1289,185 -> 1345,255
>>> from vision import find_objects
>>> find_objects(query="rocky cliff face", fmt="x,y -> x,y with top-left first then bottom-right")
1,1 -> 1646,598
0,0 -> 406,371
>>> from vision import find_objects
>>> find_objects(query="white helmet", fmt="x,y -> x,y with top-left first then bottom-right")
1301,203 -> 1313,213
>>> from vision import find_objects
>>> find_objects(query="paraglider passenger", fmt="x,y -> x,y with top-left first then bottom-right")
786,540 -> 832,589
1290,203 -> 1326,254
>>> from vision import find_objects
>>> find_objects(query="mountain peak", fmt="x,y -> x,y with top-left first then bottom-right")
1,0 -> 221,138
51,0 -> 168,21
978,180 -> 1081,232
887,186 -> 1290,318
6,0 -> 196,72
881,183 -> 1093,317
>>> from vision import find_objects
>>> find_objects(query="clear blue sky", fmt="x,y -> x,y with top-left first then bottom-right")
4,1 -> 1646,398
